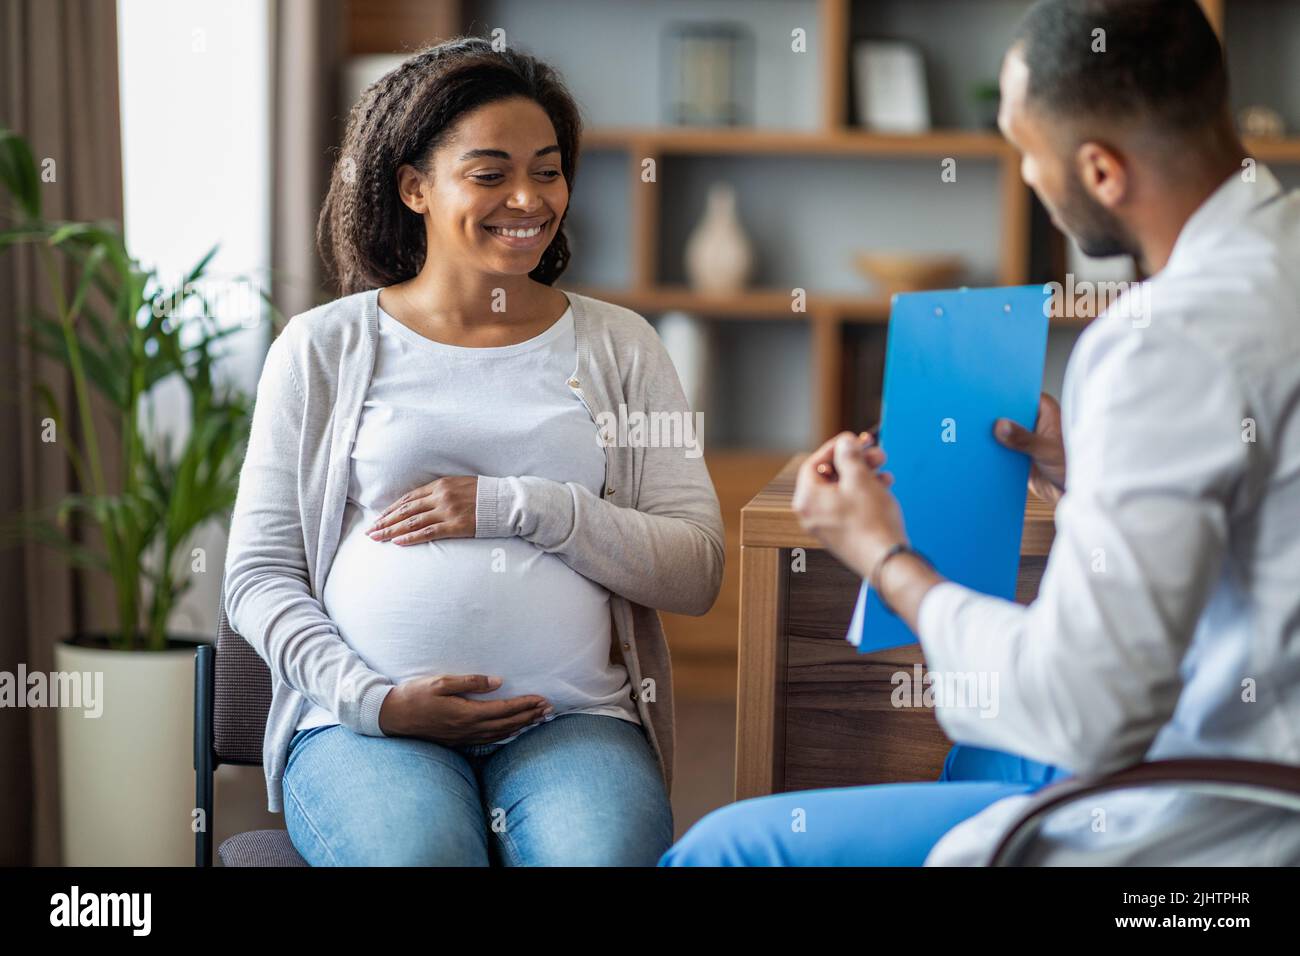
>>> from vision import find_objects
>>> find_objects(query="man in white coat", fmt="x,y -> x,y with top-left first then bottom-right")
661,0 -> 1300,866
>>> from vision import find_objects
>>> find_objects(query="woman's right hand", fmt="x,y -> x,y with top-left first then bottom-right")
378,674 -> 551,745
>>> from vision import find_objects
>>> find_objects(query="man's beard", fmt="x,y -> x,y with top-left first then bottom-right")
1055,174 -> 1142,260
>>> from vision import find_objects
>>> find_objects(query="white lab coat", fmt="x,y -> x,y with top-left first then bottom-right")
919,165 -> 1300,866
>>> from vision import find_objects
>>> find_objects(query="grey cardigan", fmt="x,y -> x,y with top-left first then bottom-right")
222,287 -> 725,813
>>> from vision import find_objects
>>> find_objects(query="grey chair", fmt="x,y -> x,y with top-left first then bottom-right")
194,571 -> 308,866
989,757 -> 1300,865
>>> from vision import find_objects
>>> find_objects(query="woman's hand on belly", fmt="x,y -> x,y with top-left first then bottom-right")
367,475 -> 477,545
378,673 -> 553,745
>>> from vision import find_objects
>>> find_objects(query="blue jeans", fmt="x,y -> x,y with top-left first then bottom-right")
283,713 -> 672,866
659,743 -> 1073,866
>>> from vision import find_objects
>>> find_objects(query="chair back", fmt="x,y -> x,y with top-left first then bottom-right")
213,570 -> 274,766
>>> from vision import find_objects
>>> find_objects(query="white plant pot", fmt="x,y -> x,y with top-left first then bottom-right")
54,636 -> 202,866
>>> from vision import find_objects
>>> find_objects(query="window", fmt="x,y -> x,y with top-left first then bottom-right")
117,0 -> 271,631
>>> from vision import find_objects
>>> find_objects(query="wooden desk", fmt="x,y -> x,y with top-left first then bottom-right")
735,454 -> 1057,799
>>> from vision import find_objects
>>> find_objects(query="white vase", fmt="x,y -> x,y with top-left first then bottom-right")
656,309 -> 712,412
54,636 -> 201,865
685,182 -> 754,293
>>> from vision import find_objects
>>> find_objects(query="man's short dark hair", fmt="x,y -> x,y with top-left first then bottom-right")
1013,0 -> 1228,133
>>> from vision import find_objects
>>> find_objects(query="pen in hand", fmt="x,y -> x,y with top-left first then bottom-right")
816,430 -> 879,482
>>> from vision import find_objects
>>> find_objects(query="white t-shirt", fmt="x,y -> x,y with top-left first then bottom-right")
296,303 -> 639,737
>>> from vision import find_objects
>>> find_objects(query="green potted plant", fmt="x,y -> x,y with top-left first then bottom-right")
0,125 -> 275,864
971,80 -> 1001,131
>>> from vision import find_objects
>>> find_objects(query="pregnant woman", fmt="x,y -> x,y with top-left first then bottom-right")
221,37 -> 724,865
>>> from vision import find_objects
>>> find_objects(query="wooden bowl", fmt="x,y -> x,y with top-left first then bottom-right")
854,252 -> 965,295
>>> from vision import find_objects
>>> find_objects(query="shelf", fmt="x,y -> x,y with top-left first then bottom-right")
582,126 -> 1015,160
1246,138 -> 1300,163
571,284 -> 1097,328
582,129 -> 1300,165
569,285 -> 892,321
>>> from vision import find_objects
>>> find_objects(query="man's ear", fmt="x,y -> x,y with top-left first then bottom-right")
1074,141 -> 1128,209
396,163 -> 428,215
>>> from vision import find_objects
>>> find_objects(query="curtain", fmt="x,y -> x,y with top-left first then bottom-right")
0,0 -> 126,866
271,0 -> 346,323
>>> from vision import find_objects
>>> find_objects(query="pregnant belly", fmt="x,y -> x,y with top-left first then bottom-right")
321,506 -> 626,711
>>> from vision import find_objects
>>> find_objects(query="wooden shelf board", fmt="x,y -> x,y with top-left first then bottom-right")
582,126 -> 1014,159
1246,138 -> 1300,163
570,285 -> 892,320
572,285 -> 1094,328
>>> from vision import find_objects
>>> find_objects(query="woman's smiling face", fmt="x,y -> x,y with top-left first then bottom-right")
398,96 -> 570,279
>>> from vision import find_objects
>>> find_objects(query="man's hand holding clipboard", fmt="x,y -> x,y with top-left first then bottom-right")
788,284 -> 1054,651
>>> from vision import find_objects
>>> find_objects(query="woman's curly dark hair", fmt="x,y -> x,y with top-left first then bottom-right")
317,37 -> 582,297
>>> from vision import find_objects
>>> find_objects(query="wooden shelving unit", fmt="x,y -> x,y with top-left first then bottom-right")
577,50 -> 1034,444
342,0 -> 1300,696
569,0 -> 1300,696
567,0 -> 1037,691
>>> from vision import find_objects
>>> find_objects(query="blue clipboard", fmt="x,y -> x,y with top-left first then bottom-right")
848,285 -> 1050,653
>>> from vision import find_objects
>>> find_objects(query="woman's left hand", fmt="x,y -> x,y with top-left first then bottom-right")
367,476 -> 478,545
